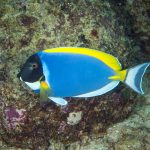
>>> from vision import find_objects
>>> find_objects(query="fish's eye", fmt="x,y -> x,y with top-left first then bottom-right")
32,63 -> 38,69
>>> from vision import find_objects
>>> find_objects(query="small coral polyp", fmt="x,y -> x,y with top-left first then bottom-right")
4,106 -> 27,129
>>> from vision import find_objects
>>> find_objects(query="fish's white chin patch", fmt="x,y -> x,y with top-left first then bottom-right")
25,81 -> 40,90
20,77 -> 40,90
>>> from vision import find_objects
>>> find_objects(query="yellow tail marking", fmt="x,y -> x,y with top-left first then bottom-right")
109,70 -> 127,82
44,47 -> 122,71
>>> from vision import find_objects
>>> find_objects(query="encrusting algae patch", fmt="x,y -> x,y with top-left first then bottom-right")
0,0 -> 149,149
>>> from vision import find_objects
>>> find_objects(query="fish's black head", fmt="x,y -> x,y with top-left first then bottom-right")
17,54 -> 43,82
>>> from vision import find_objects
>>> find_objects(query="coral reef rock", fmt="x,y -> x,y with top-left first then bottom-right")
0,0 -> 149,149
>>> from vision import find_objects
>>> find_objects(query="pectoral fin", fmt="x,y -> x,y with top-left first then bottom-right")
40,81 -> 51,104
49,97 -> 68,106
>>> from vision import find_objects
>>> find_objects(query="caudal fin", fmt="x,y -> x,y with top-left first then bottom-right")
124,63 -> 150,94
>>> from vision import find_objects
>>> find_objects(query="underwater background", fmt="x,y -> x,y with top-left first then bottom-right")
0,0 -> 150,149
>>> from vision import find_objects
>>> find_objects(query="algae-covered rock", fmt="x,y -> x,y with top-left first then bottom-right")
0,0 -> 149,149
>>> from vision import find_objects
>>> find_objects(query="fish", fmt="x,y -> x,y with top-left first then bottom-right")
17,47 -> 150,106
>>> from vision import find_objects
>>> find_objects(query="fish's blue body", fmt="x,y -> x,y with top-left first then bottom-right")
38,52 -> 115,97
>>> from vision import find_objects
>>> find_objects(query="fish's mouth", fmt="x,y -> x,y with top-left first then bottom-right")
20,77 -> 23,81
17,72 -> 23,81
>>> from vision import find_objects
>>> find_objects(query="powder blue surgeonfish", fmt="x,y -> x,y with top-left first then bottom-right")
17,47 -> 150,106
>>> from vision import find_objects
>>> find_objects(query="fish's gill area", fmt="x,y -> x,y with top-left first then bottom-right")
0,0 -> 150,149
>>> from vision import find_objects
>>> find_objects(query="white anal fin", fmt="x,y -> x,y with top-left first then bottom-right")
49,97 -> 68,106
74,81 -> 120,98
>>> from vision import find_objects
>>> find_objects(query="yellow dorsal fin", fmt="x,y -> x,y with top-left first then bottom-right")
109,70 -> 127,82
44,47 -> 122,71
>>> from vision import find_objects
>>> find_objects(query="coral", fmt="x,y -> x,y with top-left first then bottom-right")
4,106 -> 27,129
105,104 -> 150,150
67,111 -> 82,125
0,0 -> 149,149
58,121 -> 68,134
